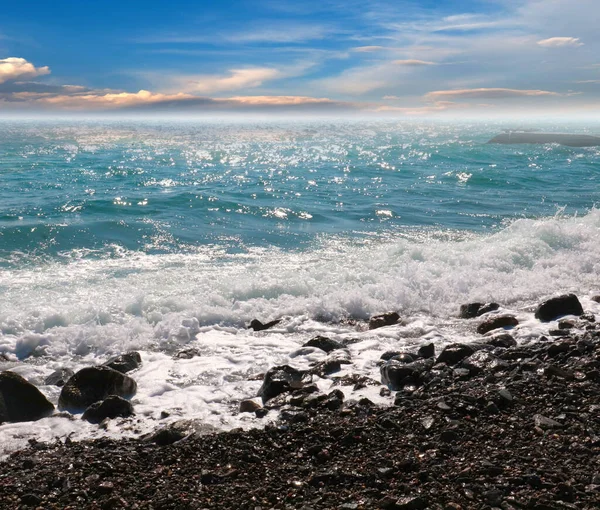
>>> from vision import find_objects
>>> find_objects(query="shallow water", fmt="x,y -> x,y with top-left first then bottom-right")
0,118 -> 599,454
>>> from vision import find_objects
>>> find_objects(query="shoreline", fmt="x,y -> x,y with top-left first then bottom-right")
1,296 -> 600,508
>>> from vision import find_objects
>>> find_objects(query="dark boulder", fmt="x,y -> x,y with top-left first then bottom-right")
58,366 -> 137,411
249,319 -> 281,331
257,365 -> 308,403
310,350 -> 352,378
369,312 -> 401,330
484,333 -> 517,349
103,352 -> 142,374
417,343 -> 435,359
380,350 -> 402,361
459,302 -> 500,319
381,359 -> 433,390
303,336 -> 345,353
0,371 -> 54,423
239,399 -> 262,413
44,368 -> 74,387
436,344 -> 476,366
82,395 -> 134,424
390,353 -> 415,364
534,294 -> 584,322
477,315 -> 518,334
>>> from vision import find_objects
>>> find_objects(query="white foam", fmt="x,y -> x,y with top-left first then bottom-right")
1,210 -> 600,454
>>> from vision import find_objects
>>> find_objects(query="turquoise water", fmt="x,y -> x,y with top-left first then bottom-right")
1,119 -> 598,265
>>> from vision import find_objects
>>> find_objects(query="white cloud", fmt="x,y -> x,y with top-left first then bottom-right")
393,59 -> 437,66
180,68 -> 281,94
352,46 -> 385,52
424,88 -> 561,101
0,57 -> 50,84
537,37 -> 583,47
29,89 -> 195,108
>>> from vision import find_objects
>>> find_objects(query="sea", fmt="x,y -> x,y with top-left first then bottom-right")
1,117 -> 599,454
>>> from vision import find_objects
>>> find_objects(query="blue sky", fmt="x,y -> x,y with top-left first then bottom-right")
1,0 -> 599,115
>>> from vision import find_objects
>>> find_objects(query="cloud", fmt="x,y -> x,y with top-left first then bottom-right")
393,59 -> 437,66
374,100 -> 460,115
352,46 -> 385,52
537,37 -> 583,47
0,57 -> 50,84
383,95 -> 400,100
225,95 -> 337,106
179,68 -> 281,94
26,89 -> 195,108
424,88 -> 561,101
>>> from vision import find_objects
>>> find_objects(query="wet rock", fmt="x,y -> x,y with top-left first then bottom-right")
311,350 -> 352,377
417,343 -> 435,359
249,319 -> 281,331
483,333 -> 517,348
459,302 -> 500,318
239,399 -> 262,413
82,396 -> 134,424
147,420 -> 218,445
369,312 -> 401,330
381,359 -> 432,390
477,315 -> 519,334
58,366 -> 137,411
390,353 -> 415,364
436,344 -> 476,366
380,351 -> 402,361
174,348 -> 201,360
461,350 -> 509,374
103,352 -> 142,374
44,368 -> 74,387
257,365 -> 308,403
459,302 -> 483,319
303,336 -> 345,353
534,294 -> 584,322
0,371 -> 54,423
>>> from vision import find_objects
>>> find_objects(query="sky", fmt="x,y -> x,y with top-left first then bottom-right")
1,0 -> 599,116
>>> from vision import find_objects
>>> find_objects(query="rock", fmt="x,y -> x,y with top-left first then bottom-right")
44,368 -> 74,387
381,359 -> 432,390
461,351 -> 509,374
103,352 -> 142,374
534,294 -> 584,322
483,333 -> 516,348
239,399 -> 262,413
394,496 -> 427,509
380,351 -> 402,361
417,343 -> 435,359
533,414 -> 563,430
249,319 -> 281,331
0,371 -> 54,423
390,353 -> 415,364
311,350 -> 352,377
58,366 -> 137,411
147,420 -> 218,445
477,315 -> 518,334
174,348 -> 201,359
436,344 -> 476,366
459,302 -> 499,319
82,396 -> 134,424
459,302 -> 482,319
592,295 -> 600,304
303,336 -> 345,353
369,312 -> 400,330
257,365 -> 308,403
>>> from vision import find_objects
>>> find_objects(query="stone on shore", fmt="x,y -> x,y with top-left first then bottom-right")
436,343 -> 476,366
534,294 -> 584,322
103,352 -> 142,374
477,315 -> 519,334
257,365 -> 308,403
368,312 -> 401,330
82,395 -> 134,424
459,302 -> 500,319
44,368 -> 74,387
0,371 -> 54,423
303,336 -> 345,353
249,319 -> 281,331
58,366 -> 137,411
